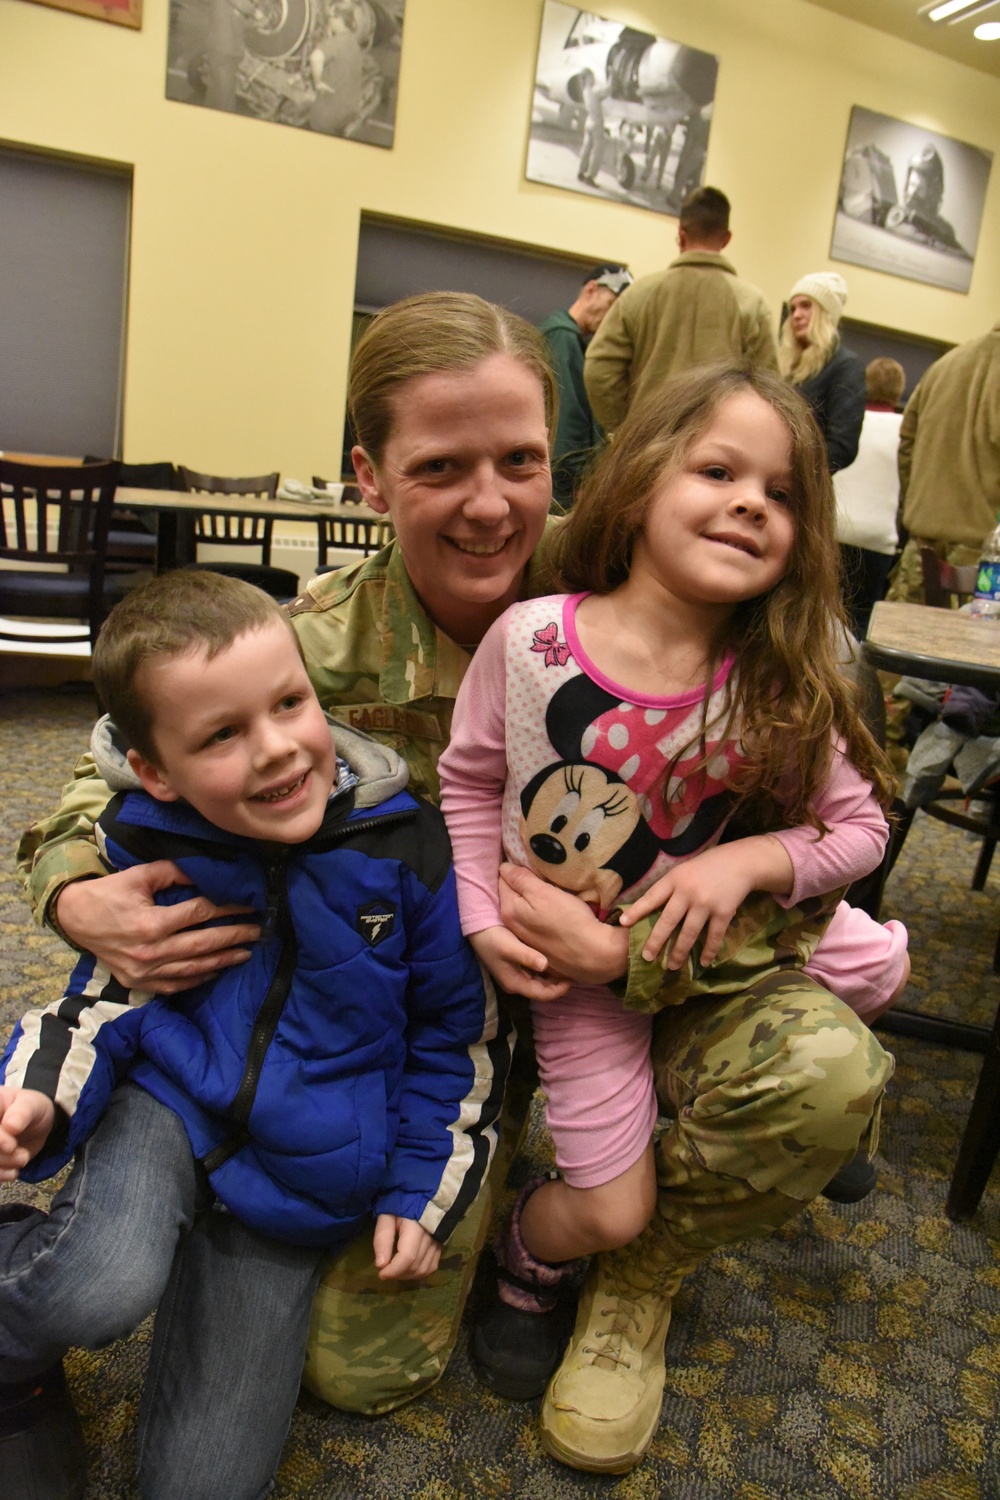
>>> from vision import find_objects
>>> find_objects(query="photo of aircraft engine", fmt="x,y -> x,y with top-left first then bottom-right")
527,4 -> 719,215
165,0 -> 404,148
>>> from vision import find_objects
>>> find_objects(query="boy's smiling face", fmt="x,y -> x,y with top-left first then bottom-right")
129,620 -> 336,844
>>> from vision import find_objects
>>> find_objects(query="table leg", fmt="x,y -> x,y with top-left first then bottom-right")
875,1010 -> 990,1052
946,1002 -> 1000,1220
153,512 -> 196,572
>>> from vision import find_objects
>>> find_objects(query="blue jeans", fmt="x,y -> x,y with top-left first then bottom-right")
0,1084 -> 324,1500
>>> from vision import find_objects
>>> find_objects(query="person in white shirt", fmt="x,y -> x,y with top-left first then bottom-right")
834,357 -> 906,637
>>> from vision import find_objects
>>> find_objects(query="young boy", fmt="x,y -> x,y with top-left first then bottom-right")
0,571 -> 509,1500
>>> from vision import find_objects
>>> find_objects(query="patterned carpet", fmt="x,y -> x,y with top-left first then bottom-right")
1,685 -> 998,1499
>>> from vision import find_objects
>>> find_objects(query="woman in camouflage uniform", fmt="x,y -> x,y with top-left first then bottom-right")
17,293 -> 893,1476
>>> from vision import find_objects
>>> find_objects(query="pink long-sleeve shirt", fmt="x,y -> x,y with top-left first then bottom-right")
438,593 -> 889,952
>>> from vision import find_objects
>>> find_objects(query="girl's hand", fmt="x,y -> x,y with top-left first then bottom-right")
373,1215 -> 441,1280
498,864 -> 629,986
620,837 -> 793,969
469,925 -> 571,1002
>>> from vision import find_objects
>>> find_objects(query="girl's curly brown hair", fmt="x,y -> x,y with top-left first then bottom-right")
552,362 -> 894,834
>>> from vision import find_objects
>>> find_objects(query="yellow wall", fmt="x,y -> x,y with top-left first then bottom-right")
1,0 -> 998,479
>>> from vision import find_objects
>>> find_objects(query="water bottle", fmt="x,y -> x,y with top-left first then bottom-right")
969,510 -> 1000,619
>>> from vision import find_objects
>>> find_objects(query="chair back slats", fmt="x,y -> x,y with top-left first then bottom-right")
178,467 -> 280,561
311,480 -> 393,566
0,460 -> 119,565
0,459 -> 120,648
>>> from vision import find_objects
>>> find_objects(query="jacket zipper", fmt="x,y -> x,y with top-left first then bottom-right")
199,805 -> 415,1176
200,851 -> 296,1174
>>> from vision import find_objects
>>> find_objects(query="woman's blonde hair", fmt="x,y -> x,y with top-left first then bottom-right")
348,291 -> 558,464
779,300 -> 841,384
552,363 -> 893,831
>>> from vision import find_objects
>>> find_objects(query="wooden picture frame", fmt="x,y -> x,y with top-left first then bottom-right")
525,0 -> 718,216
20,0 -> 141,29
831,105 -> 992,295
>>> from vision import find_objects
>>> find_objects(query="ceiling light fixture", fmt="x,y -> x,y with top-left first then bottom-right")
949,0 -> 1000,21
923,0 -> 986,19
974,17 -> 1000,32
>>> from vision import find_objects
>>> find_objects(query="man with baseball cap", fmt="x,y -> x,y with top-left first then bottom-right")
539,263 -> 633,509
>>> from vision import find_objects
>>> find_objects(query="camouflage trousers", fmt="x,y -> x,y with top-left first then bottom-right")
885,534 -> 982,607
302,962 -> 893,1413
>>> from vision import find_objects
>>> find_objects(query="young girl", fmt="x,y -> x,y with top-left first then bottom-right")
437,362 -> 906,1401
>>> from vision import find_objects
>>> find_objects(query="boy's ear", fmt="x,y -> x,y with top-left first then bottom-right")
351,446 -> 388,515
126,748 -> 181,803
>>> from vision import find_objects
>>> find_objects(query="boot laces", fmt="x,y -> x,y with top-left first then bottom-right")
582,1268 -> 643,1371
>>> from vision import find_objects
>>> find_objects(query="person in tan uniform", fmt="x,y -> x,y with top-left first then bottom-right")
886,322 -> 1000,605
15,294 -> 891,1478
583,186 -> 777,433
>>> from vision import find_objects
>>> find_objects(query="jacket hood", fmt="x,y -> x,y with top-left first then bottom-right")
91,713 -> 409,810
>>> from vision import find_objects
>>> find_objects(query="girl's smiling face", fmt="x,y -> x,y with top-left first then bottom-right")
631,389 -> 796,616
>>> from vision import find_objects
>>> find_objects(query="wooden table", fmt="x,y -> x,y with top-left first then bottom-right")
864,599 -> 999,1056
863,599 -> 1000,692
866,599 -> 1000,1220
116,486 -> 393,572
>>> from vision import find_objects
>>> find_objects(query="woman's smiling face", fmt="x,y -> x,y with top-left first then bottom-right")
352,352 -> 552,643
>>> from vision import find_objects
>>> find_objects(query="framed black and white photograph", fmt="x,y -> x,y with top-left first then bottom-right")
526,2 -> 719,216
831,106 -> 992,294
165,0 -> 405,148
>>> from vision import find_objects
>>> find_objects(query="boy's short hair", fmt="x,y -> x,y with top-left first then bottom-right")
91,570 -> 298,764
865,356 -> 906,406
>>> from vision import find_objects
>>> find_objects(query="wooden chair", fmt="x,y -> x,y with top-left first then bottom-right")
177,467 -> 298,600
85,458 -> 179,569
919,545 -> 979,609
887,550 -> 1000,1219
0,459 -> 128,649
889,547 -> 1000,892
311,478 -> 394,569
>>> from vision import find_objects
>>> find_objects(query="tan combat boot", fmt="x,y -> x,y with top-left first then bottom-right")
539,1222 -> 702,1474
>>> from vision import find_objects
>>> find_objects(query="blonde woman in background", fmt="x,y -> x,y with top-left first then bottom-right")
780,271 -> 865,473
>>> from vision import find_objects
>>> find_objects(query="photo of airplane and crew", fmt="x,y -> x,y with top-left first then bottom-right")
525,3 -> 719,216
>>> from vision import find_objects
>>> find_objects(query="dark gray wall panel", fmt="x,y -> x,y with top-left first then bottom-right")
0,148 -> 131,458
354,216 -> 617,326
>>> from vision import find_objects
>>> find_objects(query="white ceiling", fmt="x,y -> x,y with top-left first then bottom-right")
803,0 -> 1000,79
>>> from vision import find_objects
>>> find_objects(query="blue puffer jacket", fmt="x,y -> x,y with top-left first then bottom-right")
2,720 -> 511,1250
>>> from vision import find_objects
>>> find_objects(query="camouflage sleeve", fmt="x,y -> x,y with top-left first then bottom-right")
16,752 -> 113,935
615,889 -> 838,1012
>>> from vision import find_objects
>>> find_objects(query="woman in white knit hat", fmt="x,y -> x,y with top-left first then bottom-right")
779,270 -> 866,472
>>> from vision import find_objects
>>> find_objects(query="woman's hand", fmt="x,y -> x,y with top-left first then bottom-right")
469,924 -> 571,1002
54,862 -> 260,994
620,836 -> 794,969
373,1215 -> 441,1280
498,864 -> 629,986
